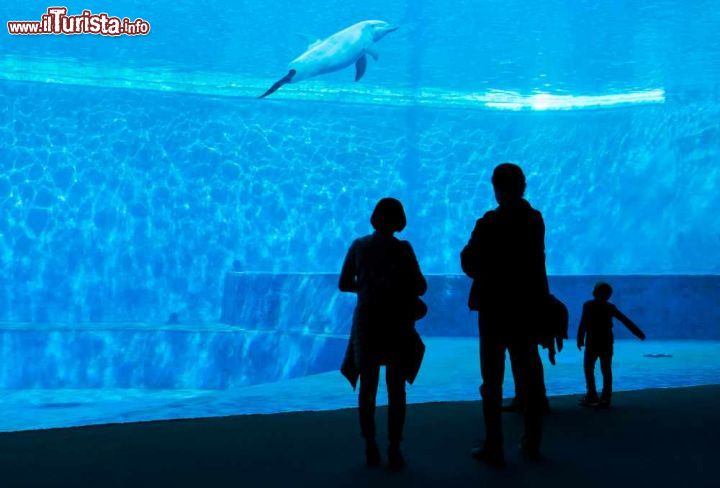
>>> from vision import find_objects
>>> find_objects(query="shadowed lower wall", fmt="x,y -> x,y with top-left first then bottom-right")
222,273 -> 720,339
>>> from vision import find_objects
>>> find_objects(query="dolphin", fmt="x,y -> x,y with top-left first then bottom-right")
258,20 -> 398,98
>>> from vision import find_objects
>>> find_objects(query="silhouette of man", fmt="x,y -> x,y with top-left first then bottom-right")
461,163 -> 549,465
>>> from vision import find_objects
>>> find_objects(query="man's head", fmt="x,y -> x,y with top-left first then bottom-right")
593,282 -> 613,302
492,163 -> 526,206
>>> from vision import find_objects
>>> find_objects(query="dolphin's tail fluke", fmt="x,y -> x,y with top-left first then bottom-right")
258,70 -> 296,99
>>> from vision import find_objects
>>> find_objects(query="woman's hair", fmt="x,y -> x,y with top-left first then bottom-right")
492,162 -> 526,199
370,197 -> 407,233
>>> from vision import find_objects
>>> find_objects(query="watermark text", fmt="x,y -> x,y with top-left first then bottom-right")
8,7 -> 150,36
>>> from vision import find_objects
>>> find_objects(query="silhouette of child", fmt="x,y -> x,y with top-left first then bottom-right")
577,282 -> 646,407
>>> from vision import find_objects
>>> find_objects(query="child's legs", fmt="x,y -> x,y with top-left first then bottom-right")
583,349 -> 599,398
599,352 -> 613,398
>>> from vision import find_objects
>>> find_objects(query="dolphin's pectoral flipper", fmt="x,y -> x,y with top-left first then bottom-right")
258,70 -> 296,99
355,55 -> 367,82
366,48 -> 379,61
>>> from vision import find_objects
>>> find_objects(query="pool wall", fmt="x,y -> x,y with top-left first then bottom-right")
1,271 -> 716,391
0,324 -> 345,389
222,273 -> 720,340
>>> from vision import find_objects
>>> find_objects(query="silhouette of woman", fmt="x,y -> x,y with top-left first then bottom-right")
339,198 -> 427,469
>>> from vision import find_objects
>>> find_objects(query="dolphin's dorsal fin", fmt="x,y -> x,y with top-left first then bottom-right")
295,32 -> 322,49
355,55 -> 367,82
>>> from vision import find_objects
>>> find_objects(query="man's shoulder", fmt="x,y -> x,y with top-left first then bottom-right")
477,209 -> 498,225
526,203 -> 544,223
396,238 -> 412,248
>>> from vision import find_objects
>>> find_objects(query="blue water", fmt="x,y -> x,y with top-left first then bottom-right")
0,1 -> 719,429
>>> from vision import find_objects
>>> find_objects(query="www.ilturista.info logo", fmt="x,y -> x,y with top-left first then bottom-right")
7,7 -> 150,36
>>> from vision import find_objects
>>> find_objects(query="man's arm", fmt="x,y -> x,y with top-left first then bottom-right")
460,219 -> 483,279
338,241 -> 358,293
613,306 -> 646,340
577,303 -> 588,350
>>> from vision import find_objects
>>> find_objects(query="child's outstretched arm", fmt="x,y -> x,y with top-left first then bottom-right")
613,306 -> 646,340
577,303 -> 588,350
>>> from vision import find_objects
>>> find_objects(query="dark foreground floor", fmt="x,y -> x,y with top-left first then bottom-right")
0,385 -> 718,487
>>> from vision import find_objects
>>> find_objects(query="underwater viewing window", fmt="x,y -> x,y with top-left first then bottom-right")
0,0 -> 718,431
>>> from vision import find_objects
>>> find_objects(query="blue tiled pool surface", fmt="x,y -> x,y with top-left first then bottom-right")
1,80 -> 719,324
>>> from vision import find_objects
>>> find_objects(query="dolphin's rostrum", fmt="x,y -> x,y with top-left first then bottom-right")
259,20 -> 398,98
